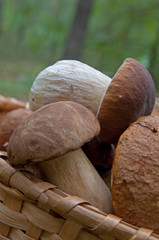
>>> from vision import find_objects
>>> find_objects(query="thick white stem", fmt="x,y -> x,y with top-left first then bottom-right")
39,148 -> 113,213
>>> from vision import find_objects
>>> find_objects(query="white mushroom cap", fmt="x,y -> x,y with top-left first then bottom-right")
29,60 -> 111,114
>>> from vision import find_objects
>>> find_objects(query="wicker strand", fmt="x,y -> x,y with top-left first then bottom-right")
90,214 -> 122,233
25,202 -> 51,240
52,196 -> 90,216
57,218 -> 82,240
0,158 -> 159,240
0,235 -> 10,240
129,228 -> 153,240
52,235 -> 63,240
24,182 -> 56,201
9,229 -> 36,240
1,193 -> 23,237
26,223 -> 42,239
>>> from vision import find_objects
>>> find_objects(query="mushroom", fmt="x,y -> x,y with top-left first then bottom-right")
29,58 -> 155,145
100,169 -> 112,192
29,60 -> 111,114
7,101 -> 113,213
97,58 -> 156,143
0,94 -> 27,112
0,108 -> 32,151
82,137 -> 115,171
112,115 -> 159,233
0,150 -> 43,179
151,97 -> 159,116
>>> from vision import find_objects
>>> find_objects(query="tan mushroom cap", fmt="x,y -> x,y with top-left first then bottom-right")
112,115 -> 159,234
7,101 -> 100,165
97,58 -> 156,144
0,108 -> 32,151
0,94 -> 26,112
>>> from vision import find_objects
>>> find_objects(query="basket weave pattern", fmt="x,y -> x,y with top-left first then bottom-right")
0,153 -> 159,240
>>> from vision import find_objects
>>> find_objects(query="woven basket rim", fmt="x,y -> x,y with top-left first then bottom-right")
0,154 -> 159,240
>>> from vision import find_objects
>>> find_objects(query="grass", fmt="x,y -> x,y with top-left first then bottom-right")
0,60 -> 46,101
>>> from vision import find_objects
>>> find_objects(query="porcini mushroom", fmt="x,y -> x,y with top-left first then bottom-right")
0,108 -> 32,151
82,137 -> 115,170
151,97 -> 159,116
0,150 -> 43,179
97,58 -> 156,143
7,101 -> 113,213
112,115 -> 159,233
0,94 -> 27,112
29,58 -> 155,145
29,60 -> 111,114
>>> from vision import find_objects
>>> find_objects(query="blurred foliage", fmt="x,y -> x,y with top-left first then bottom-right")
0,0 -> 159,100
1,0 -> 76,62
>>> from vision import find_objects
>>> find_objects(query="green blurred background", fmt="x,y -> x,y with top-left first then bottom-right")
0,0 -> 159,101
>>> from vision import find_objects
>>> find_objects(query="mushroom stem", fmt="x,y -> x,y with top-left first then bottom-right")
38,148 -> 113,213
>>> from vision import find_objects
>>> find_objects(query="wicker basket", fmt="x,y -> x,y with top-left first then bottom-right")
0,152 -> 158,240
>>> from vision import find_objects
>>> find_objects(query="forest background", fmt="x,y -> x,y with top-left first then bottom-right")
0,0 -> 159,101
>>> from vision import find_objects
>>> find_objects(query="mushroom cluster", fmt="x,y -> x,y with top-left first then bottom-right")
0,95 -> 32,151
1,57 -> 159,233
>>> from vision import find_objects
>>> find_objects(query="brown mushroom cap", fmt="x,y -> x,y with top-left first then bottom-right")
151,97 -> 159,117
0,108 -> 32,151
112,115 -> 159,233
7,101 -> 100,165
82,137 -> 115,171
97,58 -> 156,144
